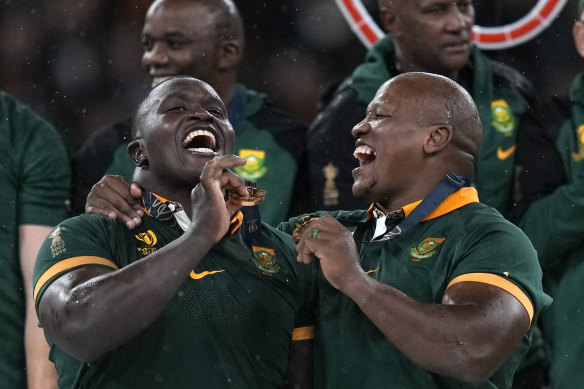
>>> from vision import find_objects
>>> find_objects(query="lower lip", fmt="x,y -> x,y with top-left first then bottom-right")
444,42 -> 469,53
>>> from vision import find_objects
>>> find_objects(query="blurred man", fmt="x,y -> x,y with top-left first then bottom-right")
34,77 -> 315,388
518,1 -> 584,387
72,0 -> 308,225
0,90 -> 70,388
284,72 -> 550,388
307,0 -> 560,219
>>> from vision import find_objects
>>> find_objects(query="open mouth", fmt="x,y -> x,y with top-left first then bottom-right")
354,145 -> 376,166
183,129 -> 217,154
151,75 -> 172,88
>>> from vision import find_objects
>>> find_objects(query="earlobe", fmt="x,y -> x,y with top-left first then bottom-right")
424,125 -> 452,155
128,140 -> 148,167
380,8 -> 399,36
573,22 -> 584,57
218,40 -> 242,70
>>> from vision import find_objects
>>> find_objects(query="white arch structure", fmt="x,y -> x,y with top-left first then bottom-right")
335,0 -> 569,50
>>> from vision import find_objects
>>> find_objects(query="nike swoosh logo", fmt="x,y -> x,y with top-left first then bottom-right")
497,146 -> 516,160
190,270 -> 225,279
365,268 -> 379,275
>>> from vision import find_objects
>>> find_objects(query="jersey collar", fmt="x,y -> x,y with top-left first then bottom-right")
140,190 -> 243,234
367,187 -> 479,222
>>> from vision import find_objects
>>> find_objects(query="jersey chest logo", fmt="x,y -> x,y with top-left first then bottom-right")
49,226 -> 67,258
135,229 -> 158,256
235,149 -> 268,180
573,124 -> 584,162
410,237 -> 445,262
490,99 -> 515,135
251,246 -> 280,275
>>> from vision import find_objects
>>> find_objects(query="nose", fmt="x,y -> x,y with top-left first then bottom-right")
189,107 -> 214,122
445,5 -> 471,32
351,117 -> 371,139
142,42 -> 169,69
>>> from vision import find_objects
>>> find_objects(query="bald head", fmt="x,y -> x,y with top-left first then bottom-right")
149,0 -> 244,47
392,72 -> 482,158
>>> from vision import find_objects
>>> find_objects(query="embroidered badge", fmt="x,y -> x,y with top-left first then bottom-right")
491,100 -> 515,135
410,238 -> 445,262
323,162 -> 339,206
572,124 -> 584,162
235,149 -> 268,180
251,246 -> 280,275
135,230 -> 158,256
49,226 -> 66,258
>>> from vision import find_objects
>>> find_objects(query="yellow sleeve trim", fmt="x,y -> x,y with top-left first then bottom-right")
33,256 -> 119,303
292,326 -> 314,341
447,273 -> 534,324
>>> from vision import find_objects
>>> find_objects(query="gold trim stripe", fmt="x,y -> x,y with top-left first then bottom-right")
447,273 -> 534,324
33,256 -> 118,303
402,187 -> 479,221
292,326 -> 314,341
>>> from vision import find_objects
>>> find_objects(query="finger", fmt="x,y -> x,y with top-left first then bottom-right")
219,170 -> 248,197
296,238 -> 316,264
87,180 -> 143,227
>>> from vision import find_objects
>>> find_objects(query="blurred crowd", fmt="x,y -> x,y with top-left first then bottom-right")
0,0 -> 581,152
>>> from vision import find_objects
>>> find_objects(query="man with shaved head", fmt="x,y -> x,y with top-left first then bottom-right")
281,72 -> 550,388
72,0 -> 308,226
33,77 -> 316,388
307,0 -> 560,219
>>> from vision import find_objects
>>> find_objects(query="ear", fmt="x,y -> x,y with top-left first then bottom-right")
574,21 -> 584,57
379,5 -> 400,36
423,125 -> 452,155
217,39 -> 242,70
128,139 -> 149,167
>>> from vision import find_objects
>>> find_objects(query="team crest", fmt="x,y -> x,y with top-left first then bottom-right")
410,238 -> 445,262
572,124 -> 584,162
235,149 -> 268,180
135,230 -> 158,255
490,100 -> 515,135
252,246 -> 280,275
49,226 -> 66,258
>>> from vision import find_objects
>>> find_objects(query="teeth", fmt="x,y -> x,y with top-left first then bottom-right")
353,145 -> 376,160
183,129 -> 216,149
191,148 -> 214,153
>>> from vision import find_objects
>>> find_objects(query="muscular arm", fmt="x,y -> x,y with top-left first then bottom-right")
38,156 -> 248,362
20,225 -> 58,389
297,216 -> 530,383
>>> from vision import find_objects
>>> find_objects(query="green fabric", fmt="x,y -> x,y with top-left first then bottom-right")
103,85 -> 300,227
105,144 -> 136,180
234,87 -> 298,226
0,91 -> 70,389
33,211 -> 316,389
280,202 -> 550,389
520,72 -> 584,388
347,36 -> 529,215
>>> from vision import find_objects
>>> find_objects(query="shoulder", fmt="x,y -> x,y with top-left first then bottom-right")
474,50 -> 536,102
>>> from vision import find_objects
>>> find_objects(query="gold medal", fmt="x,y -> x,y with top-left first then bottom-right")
229,185 -> 265,206
291,216 -> 320,243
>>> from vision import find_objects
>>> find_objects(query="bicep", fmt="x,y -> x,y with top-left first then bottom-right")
443,280 -> 530,348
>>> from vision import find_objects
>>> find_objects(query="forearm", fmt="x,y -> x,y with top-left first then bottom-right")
341,276 -> 519,383
25,307 -> 57,389
39,229 -> 215,362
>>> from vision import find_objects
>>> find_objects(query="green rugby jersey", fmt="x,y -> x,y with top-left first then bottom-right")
280,188 -> 550,388
0,91 -> 70,388
519,72 -> 584,388
33,198 -> 316,388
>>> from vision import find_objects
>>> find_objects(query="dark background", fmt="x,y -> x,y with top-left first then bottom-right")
0,0 -> 581,152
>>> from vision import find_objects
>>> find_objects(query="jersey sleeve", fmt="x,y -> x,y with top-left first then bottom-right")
448,220 -> 551,325
16,100 -> 71,226
33,215 -> 119,309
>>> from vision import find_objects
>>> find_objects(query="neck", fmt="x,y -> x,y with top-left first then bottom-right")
135,175 -> 194,216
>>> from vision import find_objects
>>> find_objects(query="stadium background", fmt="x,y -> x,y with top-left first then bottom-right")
0,0 -> 580,151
